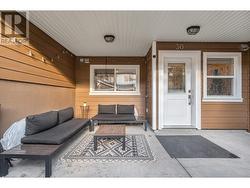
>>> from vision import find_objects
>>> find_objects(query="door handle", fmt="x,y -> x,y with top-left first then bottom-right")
188,94 -> 192,105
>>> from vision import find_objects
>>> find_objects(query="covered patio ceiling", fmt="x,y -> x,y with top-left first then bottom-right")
28,11 -> 250,56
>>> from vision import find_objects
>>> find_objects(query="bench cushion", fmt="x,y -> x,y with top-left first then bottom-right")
58,107 -> 74,124
21,119 -> 90,145
98,105 -> 116,114
25,111 -> 58,136
92,114 -> 136,121
117,105 -> 134,114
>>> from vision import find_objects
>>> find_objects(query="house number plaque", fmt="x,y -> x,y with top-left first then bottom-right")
176,43 -> 184,50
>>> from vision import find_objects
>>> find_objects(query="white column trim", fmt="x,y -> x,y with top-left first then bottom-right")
152,41 -> 157,130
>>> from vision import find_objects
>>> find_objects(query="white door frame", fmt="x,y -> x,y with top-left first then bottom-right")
158,50 -> 201,129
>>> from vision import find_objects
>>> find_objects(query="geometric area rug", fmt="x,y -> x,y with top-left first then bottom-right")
156,135 -> 239,158
62,134 -> 154,162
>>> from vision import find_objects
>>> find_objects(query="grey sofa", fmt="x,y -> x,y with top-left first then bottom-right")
91,104 -> 148,131
21,107 -> 90,145
92,104 -> 136,122
0,107 -> 90,178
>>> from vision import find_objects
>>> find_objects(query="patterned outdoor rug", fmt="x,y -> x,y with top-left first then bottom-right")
62,134 -> 154,162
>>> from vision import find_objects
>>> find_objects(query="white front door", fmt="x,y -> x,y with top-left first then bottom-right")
164,57 -> 192,126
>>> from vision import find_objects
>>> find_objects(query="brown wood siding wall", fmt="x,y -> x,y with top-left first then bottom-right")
157,42 -> 249,130
0,80 -> 75,136
0,12 -> 76,136
75,57 -> 146,118
0,13 -> 75,88
145,48 -> 152,126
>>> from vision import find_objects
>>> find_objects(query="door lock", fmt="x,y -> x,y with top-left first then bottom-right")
188,95 -> 192,105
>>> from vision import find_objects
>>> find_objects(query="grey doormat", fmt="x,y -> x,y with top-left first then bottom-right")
156,135 -> 239,158
62,134 -> 154,162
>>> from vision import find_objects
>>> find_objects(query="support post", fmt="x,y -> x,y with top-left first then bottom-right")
45,157 -> 52,178
0,156 -> 8,177
94,136 -> 98,151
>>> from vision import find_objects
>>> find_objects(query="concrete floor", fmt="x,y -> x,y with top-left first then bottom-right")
5,126 -> 250,177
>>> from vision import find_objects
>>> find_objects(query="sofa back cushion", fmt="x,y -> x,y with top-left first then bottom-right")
25,111 -> 58,136
117,105 -> 135,114
58,107 -> 74,124
98,105 -> 116,114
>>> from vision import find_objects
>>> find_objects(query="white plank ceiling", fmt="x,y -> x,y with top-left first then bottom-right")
28,11 -> 250,56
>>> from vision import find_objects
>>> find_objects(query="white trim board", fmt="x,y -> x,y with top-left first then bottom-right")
151,41 -> 157,130
202,52 -> 243,102
158,50 -> 201,130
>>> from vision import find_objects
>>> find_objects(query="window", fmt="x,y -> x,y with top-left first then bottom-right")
168,63 -> 186,93
203,52 -> 242,102
90,65 -> 140,95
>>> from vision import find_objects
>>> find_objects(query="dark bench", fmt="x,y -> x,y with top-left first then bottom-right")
0,107 -> 90,177
0,144 -> 60,177
91,105 -> 148,131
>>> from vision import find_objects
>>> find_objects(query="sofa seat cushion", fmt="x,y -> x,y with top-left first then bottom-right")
92,114 -> 136,121
25,111 -> 58,136
21,119 -> 90,145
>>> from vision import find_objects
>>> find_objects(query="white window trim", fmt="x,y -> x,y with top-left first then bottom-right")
89,64 -> 140,95
203,52 -> 243,102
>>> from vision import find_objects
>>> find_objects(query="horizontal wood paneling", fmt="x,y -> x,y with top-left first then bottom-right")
157,42 -> 245,52
157,42 -> 249,130
0,12 -> 76,136
75,57 -> 146,118
0,80 -> 75,136
0,12 -> 75,88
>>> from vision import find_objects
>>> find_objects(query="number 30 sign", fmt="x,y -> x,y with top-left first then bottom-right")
176,43 -> 184,50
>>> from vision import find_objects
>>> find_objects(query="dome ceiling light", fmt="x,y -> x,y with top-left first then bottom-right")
104,35 -> 115,43
186,26 -> 200,35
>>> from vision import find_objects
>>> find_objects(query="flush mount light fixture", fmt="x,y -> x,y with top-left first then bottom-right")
104,35 -> 115,43
186,26 -> 200,35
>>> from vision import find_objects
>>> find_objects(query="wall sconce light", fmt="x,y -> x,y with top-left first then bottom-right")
13,37 -> 21,44
41,57 -> 45,62
104,34 -> 115,43
240,44 -> 250,52
80,58 -> 90,64
57,55 -> 60,60
27,50 -> 33,57
51,58 -> 54,62
186,26 -> 200,35
11,37 -> 17,43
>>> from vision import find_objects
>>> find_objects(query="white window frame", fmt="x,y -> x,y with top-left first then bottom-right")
203,52 -> 243,102
89,64 -> 140,95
